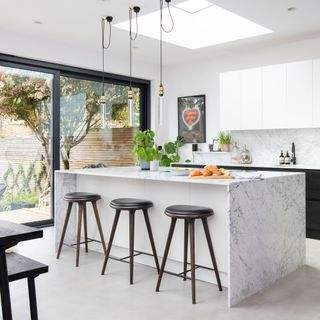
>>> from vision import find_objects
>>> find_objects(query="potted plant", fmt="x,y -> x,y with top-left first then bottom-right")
132,130 -> 156,170
218,131 -> 232,152
150,146 -> 162,172
159,136 -> 186,167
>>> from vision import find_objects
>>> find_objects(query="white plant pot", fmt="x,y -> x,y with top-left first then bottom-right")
150,160 -> 159,172
139,159 -> 150,170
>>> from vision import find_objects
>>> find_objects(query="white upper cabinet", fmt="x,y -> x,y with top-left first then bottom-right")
220,71 -> 242,130
313,59 -> 320,127
220,58 -> 316,130
286,60 -> 313,128
262,64 -> 287,129
241,68 -> 262,130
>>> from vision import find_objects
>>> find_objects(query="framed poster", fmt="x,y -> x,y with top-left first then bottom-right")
178,94 -> 206,143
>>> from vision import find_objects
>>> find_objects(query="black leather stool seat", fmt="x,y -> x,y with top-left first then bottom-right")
165,205 -> 213,219
57,192 -> 107,267
64,192 -> 101,202
110,198 -> 153,210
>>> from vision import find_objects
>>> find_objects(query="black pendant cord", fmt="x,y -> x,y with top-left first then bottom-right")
159,0 -> 174,91
101,17 -> 113,97
129,7 -> 140,91
160,0 -> 174,33
160,11 -> 163,87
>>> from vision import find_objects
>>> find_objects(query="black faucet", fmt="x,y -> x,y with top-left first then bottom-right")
291,142 -> 296,165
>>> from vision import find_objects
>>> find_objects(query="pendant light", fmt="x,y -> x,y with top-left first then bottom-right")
128,6 -> 140,127
158,0 -> 174,126
100,16 -> 113,129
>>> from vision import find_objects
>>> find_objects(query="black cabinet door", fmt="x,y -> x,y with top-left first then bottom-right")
306,171 -> 320,201
306,200 -> 320,239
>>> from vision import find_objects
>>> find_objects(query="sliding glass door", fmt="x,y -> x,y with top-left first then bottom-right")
0,54 -> 150,226
60,76 -> 141,170
0,65 -> 55,224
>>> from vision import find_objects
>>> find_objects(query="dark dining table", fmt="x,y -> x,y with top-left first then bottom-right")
0,220 -> 43,320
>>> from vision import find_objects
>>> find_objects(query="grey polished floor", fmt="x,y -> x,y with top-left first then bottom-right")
8,227 -> 320,320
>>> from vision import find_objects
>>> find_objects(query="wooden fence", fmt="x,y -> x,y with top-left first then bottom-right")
0,118 -> 137,184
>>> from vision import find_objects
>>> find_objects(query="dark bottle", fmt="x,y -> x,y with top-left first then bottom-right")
279,151 -> 285,165
284,151 -> 291,164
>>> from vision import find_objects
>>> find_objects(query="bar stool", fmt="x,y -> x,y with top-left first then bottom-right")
56,192 -> 107,267
101,198 -> 160,284
156,205 -> 222,304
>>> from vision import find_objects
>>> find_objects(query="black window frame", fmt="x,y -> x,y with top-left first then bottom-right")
0,53 -> 151,227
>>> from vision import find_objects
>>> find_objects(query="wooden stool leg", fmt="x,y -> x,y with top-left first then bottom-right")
129,209 -> 135,285
83,202 -> 88,253
183,219 -> 189,281
101,210 -> 121,275
143,209 -> 160,273
56,202 -> 73,259
156,218 -> 177,292
190,219 -> 196,304
92,201 -> 107,255
76,202 -> 83,267
202,218 -> 223,291
28,277 -> 38,320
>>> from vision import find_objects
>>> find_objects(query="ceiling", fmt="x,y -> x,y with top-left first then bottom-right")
1,0 -> 320,66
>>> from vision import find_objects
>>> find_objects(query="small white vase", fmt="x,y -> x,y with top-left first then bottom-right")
150,160 -> 159,172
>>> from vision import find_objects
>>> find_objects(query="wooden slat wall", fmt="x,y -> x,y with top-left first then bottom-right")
0,118 -> 137,184
67,128 -> 137,169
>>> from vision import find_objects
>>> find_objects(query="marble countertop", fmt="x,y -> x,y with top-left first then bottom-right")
180,160 -> 320,170
217,163 -> 320,170
56,167 -> 304,186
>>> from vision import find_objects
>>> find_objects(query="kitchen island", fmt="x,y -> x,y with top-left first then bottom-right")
54,167 -> 305,306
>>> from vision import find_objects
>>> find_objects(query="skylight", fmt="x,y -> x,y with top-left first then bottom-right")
114,0 -> 272,50
174,0 -> 214,14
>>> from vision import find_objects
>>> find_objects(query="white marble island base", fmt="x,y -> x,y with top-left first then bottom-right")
54,167 -> 305,306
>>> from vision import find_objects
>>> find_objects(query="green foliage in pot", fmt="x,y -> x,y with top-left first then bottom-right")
159,136 -> 186,167
218,131 -> 232,146
132,130 -> 157,162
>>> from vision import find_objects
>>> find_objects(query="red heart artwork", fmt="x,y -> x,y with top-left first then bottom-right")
182,106 -> 201,130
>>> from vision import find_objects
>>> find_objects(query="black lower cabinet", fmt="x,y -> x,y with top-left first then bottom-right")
172,163 -> 320,240
306,201 -> 320,239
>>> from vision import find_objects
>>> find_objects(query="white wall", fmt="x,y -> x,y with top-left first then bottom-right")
161,35 -> 320,161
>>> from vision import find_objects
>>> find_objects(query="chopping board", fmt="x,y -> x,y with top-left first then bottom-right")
188,175 -> 233,180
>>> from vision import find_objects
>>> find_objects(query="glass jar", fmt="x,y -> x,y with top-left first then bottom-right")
240,145 -> 252,164
231,142 -> 241,164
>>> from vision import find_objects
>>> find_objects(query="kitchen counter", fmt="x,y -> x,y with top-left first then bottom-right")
54,167 -> 306,307
56,166 -> 302,185
173,161 -> 320,171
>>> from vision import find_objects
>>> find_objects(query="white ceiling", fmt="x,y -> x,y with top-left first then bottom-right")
1,0 -> 320,66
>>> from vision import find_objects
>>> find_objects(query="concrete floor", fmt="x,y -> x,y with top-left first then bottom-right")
7,227 -> 320,320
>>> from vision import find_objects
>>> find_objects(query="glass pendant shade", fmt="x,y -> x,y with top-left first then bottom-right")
158,96 -> 164,126
99,95 -> 107,129
158,84 -> 164,126
128,89 -> 134,127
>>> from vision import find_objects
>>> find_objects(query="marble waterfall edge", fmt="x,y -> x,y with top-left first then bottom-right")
228,174 -> 306,306
54,172 -> 77,248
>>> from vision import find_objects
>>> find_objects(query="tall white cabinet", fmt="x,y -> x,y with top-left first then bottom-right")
286,60 -> 313,128
220,71 -> 242,130
220,59 -> 316,130
262,64 -> 287,129
313,59 -> 320,127
241,68 -> 262,130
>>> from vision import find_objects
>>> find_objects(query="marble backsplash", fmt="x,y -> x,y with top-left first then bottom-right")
231,128 -> 320,166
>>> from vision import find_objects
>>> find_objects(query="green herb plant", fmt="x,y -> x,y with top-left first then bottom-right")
218,131 -> 232,145
159,136 -> 186,167
132,130 -> 157,162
